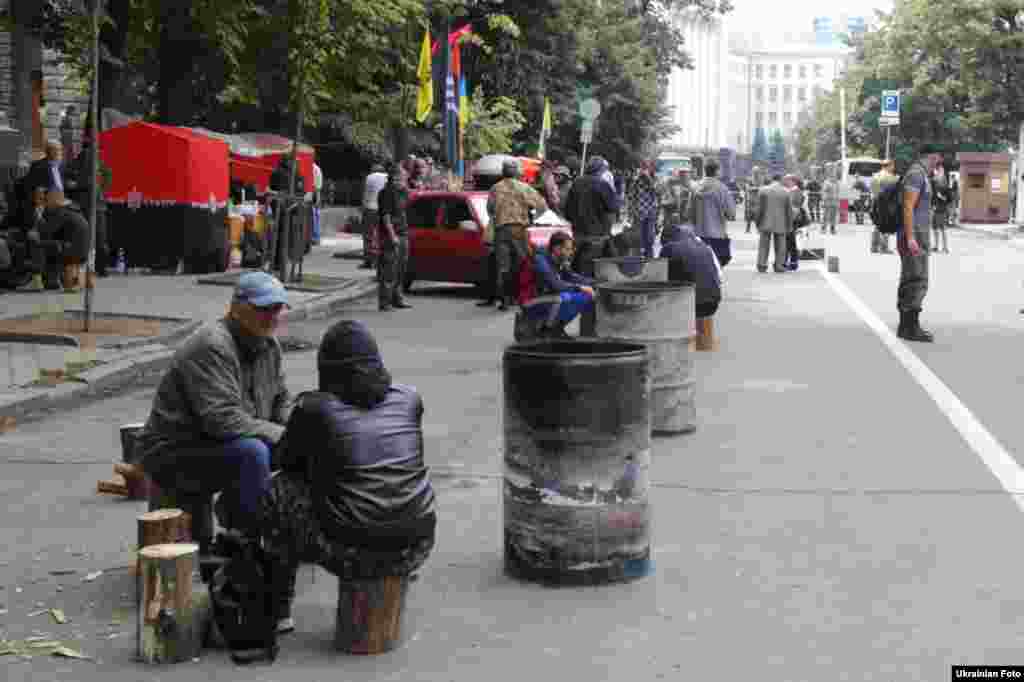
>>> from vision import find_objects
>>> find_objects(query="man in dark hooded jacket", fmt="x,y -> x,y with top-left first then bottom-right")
658,224 -> 722,320
564,156 -> 622,278
261,320 -> 436,634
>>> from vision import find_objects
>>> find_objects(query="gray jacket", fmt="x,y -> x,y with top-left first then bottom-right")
135,317 -> 291,466
757,182 -> 794,235
687,177 -> 736,240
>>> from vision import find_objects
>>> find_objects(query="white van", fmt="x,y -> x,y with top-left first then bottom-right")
837,157 -> 885,201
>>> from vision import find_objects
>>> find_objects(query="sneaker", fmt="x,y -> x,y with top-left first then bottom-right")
276,617 -> 296,634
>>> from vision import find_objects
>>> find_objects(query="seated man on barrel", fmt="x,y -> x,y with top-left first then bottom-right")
514,231 -> 596,341
261,320 -> 436,635
134,272 -> 292,545
658,224 -> 722,347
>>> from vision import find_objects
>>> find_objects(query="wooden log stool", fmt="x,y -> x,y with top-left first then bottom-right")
147,485 -> 215,568
695,317 -> 717,352
137,543 -> 211,664
334,574 -> 411,655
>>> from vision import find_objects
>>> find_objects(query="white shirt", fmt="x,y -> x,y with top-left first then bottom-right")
363,172 -> 388,210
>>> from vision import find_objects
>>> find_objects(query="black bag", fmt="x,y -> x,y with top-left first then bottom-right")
872,163 -> 924,235
793,207 -> 810,229
209,532 -> 280,664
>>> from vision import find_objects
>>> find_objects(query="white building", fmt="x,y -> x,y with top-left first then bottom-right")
663,9 -> 730,152
725,44 -> 851,154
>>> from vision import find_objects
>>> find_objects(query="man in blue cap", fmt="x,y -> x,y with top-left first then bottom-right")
135,272 -> 293,542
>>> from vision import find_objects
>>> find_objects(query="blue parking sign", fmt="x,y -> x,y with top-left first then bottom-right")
882,90 -> 900,116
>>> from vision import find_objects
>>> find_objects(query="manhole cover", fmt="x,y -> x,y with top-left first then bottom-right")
196,270 -> 356,293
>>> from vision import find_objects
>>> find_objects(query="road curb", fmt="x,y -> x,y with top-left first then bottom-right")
0,275 -> 376,422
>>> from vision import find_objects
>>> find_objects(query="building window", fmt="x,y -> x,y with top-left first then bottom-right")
756,112 -> 764,126
755,86 -> 764,102
768,86 -> 777,102
798,87 -> 807,102
814,64 -> 824,79
784,64 -> 792,79
783,86 -> 792,102
769,64 -> 777,80
799,65 -> 807,79
783,112 -> 792,125
768,112 -> 778,126
755,64 -> 763,80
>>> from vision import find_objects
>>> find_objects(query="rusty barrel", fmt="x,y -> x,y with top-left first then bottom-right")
594,257 -> 669,284
595,281 -> 696,434
503,341 -> 652,585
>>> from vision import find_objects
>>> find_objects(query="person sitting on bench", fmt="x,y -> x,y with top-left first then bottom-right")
261,320 -> 436,634
134,272 -> 292,542
658,224 -> 722,321
516,231 -> 596,340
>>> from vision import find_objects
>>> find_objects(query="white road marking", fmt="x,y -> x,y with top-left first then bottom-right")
818,265 -> 1024,509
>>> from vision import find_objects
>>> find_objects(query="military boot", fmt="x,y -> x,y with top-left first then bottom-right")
897,310 -> 933,343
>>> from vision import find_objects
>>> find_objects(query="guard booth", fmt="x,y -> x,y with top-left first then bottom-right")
956,152 -> 1011,224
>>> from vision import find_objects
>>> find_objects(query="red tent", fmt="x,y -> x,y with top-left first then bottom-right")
229,133 -> 315,194
99,121 -> 230,206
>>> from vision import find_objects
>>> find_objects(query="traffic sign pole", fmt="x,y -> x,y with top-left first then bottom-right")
885,127 -> 892,160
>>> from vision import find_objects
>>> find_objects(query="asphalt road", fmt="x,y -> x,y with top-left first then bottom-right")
2,220 -> 1024,680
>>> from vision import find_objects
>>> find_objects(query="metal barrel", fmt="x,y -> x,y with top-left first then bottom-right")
594,257 -> 668,284
595,281 -> 696,434
120,422 -> 146,464
503,341 -> 652,585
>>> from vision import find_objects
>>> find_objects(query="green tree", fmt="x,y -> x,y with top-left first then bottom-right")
768,129 -> 786,175
462,87 -> 526,158
751,126 -> 768,164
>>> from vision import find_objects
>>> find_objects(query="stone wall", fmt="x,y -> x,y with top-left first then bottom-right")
41,48 -> 89,158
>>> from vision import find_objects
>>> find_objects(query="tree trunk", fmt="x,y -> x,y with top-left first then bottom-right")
156,2 -> 195,125
137,543 -> 208,664
280,85 -> 305,283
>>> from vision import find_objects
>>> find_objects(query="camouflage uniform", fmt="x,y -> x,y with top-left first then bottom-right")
488,178 -> 548,306
898,161 -> 932,314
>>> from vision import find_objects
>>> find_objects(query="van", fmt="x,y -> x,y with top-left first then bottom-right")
836,157 -> 885,201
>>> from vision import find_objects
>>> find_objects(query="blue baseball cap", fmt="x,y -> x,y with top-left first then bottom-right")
233,271 -> 289,307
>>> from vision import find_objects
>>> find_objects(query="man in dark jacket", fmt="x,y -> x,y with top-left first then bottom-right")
135,272 -> 292,543
564,156 -> 622,278
39,191 -> 91,292
515,231 -> 596,340
659,224 -> 722,320
262,320 -> 436,634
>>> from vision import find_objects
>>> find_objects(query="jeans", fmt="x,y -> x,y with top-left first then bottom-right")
637,212 -> 657,259
523,290 -> 595,327
142,437 -> 272,536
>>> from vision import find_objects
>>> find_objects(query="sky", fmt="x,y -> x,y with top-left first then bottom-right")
726,0 -> 895,39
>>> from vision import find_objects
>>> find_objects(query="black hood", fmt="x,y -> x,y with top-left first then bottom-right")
317,320 -> 392,409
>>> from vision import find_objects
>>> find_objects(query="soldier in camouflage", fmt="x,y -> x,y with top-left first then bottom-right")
897,146 -> 943,342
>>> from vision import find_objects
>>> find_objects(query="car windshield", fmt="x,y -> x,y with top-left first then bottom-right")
470,195 -> 489,225
849,161 -> 883,177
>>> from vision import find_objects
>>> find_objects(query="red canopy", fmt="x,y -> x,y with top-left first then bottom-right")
228,133 -> 315,194
99,121 -> 230,206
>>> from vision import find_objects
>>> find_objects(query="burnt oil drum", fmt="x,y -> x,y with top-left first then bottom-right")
503,341 -> 652,585
593,257 -> 668,284
595,281 -> 696,434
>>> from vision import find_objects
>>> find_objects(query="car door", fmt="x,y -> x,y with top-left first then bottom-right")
441,196 -> 487,284
405,194 -> 446,282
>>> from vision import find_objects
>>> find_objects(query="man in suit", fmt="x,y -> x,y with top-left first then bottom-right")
756,174 -> 794,273
25,141 -> 64,196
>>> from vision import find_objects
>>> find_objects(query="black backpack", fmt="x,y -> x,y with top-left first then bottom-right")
208,532 -> 280,664
871,163 -> 923,235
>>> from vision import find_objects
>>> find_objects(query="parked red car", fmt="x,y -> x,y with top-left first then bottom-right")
403,190 -> 571,291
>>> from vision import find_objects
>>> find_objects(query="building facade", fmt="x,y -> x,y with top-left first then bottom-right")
664,8 -> 731,153
725,44 -> 850,155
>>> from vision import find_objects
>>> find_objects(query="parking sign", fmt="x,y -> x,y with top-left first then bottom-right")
882,90 -> 900,120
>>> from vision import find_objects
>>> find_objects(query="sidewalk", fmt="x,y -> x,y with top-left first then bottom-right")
951,220 -> 1024,248
0,233 -> 374,423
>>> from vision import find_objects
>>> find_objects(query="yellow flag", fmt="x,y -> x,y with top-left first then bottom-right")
416,31 -> 433,123
538,98 -> 552,159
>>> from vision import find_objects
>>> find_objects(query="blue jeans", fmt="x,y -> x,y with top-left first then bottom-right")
523,290 -> 594,327
312,206 -> 321,243
637,212 -> 657,258
144,437 -> 272,536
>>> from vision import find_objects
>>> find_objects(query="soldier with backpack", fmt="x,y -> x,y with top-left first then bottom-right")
876,147 -> 943,342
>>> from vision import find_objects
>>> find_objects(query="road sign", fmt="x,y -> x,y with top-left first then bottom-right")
579,98 -> 601,121
881,89 -> 900,124
880,116 -> 899,127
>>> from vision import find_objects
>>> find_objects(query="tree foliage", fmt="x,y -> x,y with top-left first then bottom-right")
461,87 -> 526,158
